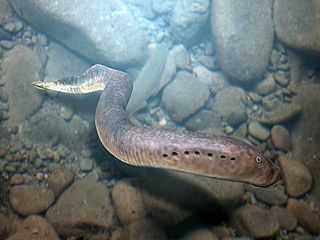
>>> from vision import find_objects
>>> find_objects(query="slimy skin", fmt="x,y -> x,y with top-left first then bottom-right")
33,64 -> 280,187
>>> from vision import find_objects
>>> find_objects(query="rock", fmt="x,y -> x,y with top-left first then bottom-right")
21,100 -> 92,150
261,95 -> 281,111
3,20 -> 23,33
211,0 -> 274,84
270,206 -> 297,231
198,55 -> 219,70
170,0 -> 210,45
47,166 -> 74,197
193,66 -> 228,93
152,0 -> 174,14
255,74 -> 276,95
211,87 -> 247,122
0,213 -> 12,239
234,123 -> 248,139
185,109 -> 221,131
274,0 -> 320,55
169,45 -> 191,70
2,45 -> 43,127
9,174 -> 25,185
248,122 -> 270,141
10,0 -> 146,67
140,169 -> 243,227
287,198 -> 320,234
79,158 -> 93,172
111,178 -> 147,225
161,71 -> 210,122
125,0 -> 155,19
274,72 -> 289,86
60,106 -> 74,121
180,228 -> 218,240
291,83 -> 320,204
112,219 -> 167,240
211,226 -> 231,239
278,156 -> 312,197
45,41 -> 90,82
260,102 -> 302,124
228,108 -> 248,128
9,184 -> 55,216
271,125 -> 291,151
46,178 -> 115,236
0,0 -> 14,25
0,40 -> 14,49
8,215 -> 59,240
22,139 -> 33,150
231,205 -> 280,238
252,185 -> 287,206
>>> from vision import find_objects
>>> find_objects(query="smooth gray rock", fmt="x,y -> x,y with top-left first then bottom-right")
248,122 -> 270,141
2,45 -> 43,127
45,41 -> 90,82
274,0 -> 320,55
9,0 -> 147,67
21,100 -> 92,150
46,178 -> 115,236
161,71 -> 209,122
211,0 -> 274,84
211,87 -> 247,123
170,0 -> 210,45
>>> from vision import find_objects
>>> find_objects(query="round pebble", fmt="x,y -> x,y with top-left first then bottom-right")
37,33 -> 47,46
60,106 -> 74,121
52,152 -> 60,162
287,198 -> 320,234
22,139 -> 33,150
0,40 -> 14,49
48,166 -> 74,197
231,205 -> 280,238
248,122 -> 270,141
271,125 -> 291,151
10,174 -> 28,185
9,184 -> 55,216
278,156 -> 312,197
0,148 -> 6,157
36,172 -> 45,181
111,178 -> 147,225
79,158 -> 93,172
274,72 -> 289,86
34,158 -> 43,168
44,149 -> 54,159
270,206 -> 297,231
255,74 -> 276,95
252,185 -> 287,205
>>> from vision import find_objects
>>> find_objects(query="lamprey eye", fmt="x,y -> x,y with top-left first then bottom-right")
256,156 -> 262,163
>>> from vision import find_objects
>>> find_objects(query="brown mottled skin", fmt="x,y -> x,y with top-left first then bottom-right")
33,64 -> 280,187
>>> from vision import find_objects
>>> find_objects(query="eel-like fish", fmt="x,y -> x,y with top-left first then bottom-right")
33,64 -> 280,187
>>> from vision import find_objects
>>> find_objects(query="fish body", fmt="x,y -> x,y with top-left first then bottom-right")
33,64 -> 280,187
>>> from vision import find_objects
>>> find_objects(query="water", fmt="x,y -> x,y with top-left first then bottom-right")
0,0 -> 319,239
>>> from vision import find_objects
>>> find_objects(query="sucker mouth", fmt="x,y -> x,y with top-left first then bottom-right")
264,165 -> 281,187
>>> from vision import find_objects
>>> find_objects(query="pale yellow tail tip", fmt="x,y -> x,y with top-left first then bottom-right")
32,81 -> 49,90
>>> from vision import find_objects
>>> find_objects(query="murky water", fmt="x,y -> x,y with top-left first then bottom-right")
0,0 -> 319,239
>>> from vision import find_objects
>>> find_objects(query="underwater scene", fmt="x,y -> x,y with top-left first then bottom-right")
0,0 -> 319,239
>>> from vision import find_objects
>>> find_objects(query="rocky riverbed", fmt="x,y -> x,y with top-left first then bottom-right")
0,0 -> 320,239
